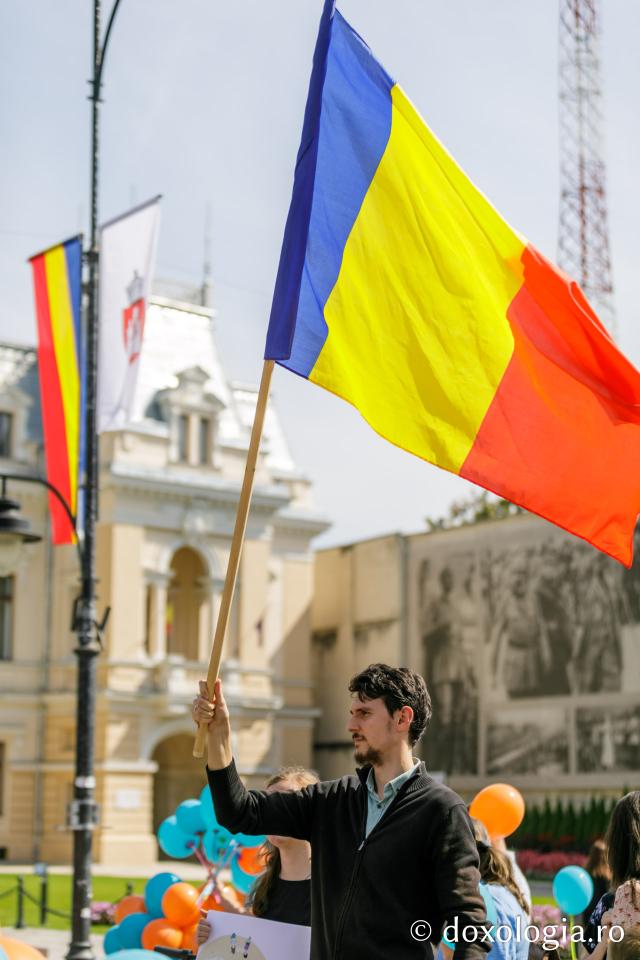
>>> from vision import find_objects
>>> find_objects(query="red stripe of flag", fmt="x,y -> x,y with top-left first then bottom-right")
31,253 -> 75,544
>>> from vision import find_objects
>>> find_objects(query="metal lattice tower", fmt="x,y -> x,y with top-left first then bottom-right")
558,0 -> 615,336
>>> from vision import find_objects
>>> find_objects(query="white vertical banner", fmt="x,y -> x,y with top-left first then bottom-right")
98,195 -> 161,433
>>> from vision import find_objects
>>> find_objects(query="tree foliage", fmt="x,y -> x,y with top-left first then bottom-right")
426,490 -> 523,531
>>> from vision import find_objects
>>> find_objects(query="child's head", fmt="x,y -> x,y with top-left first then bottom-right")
608,925 -> 640,960
606,792 -> 640,889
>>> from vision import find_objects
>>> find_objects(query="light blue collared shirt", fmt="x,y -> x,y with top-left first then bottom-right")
365,760 -> 420,837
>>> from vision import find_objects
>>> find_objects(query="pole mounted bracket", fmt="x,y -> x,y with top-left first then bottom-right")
95,606 -> 111,646
67,799 -> 101,831
70,598 -> 110,651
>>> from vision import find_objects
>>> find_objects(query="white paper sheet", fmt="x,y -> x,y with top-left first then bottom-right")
197,909 -> 311,960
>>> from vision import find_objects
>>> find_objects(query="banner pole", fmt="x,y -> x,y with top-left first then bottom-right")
193,359 -> 275,759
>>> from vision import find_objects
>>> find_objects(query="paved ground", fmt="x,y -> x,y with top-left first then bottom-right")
530,879 -> 553,898
0,928 -> 104,960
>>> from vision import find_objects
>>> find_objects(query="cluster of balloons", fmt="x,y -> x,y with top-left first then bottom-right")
157,786 -> 266,870
105,872 -> 204,956
103,790 -> 269,958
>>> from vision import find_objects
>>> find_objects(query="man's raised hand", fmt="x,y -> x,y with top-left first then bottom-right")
193,678 -> 232,768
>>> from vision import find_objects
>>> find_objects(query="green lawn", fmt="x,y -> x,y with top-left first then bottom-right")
0,874 -> 149,933
533,895 -> 555,905
0,872 -> 556,934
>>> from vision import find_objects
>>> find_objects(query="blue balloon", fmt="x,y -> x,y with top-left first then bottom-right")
553,865 -> 594,915
479,883 -> 499,930
199,785 -> 219,828
158,815 -> 197,859
176,799 -> 206,836
104,927 -> 123,955
144,871 -> 181,918
108,952 -> 159,960
233,831 -> 267,848
203,826 -> 233,864
231,853 -> 257,895
117,913 -> 151,950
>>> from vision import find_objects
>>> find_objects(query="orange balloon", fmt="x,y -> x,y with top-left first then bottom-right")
181,922 -> 200,952
238,846 -> 266,875
141,918 -> 184,951
469,783 -> 525,839
115,894 -> 147,924
0,937 -> 46,960
161,881 -> 200,928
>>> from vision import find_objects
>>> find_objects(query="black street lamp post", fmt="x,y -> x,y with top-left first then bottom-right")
66,2 -> 122,958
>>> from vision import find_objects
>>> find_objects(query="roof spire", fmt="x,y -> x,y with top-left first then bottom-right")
202,203 -> 213,308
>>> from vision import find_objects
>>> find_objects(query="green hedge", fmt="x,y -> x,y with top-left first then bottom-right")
510,793 -> 627,852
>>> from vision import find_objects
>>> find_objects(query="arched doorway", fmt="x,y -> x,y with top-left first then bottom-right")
165,547 -> 207,660
152,733 -> 209,842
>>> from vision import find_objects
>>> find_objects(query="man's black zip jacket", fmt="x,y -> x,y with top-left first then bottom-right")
207,760 -> 490,960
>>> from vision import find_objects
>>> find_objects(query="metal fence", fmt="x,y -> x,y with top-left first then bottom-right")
0,876 -> 134,928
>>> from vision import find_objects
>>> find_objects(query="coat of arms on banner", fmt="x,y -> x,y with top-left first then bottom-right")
122,270 -> 145,364
198,911 -> 310,960
97,195 -> 160,433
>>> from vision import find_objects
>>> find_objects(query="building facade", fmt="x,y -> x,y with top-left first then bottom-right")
0,289 -> 327,865
312,518 -> 640,807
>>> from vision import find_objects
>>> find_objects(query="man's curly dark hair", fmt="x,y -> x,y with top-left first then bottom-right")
348,663 -> 432,746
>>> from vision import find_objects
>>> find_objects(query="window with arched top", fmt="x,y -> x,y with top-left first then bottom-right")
165,547 -> 207,660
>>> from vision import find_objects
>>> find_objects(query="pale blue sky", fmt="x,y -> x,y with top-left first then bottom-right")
2,1 -> 639,546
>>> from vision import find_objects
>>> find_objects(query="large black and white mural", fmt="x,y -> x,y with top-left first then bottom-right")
411,518 -> 640,783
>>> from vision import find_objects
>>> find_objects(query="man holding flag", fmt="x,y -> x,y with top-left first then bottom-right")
194,665 -> 490,960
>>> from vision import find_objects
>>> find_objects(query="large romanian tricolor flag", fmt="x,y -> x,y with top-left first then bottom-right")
29,236 -> 84,545
265,1 -> 640,566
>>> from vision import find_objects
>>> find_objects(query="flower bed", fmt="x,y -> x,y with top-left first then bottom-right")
516,849 -> 587,879
531,904 -> 570,950
90,900 -> 116,925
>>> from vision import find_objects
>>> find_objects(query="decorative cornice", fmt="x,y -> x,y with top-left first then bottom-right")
150,294 -> 213,320
448,772 -> 640,792
273,508 -> 331,537
105,463 -> 291,513
10,759 -> 159,774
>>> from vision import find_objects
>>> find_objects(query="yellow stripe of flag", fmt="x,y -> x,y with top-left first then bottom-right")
311,85 -> 525,474
44,247 -> 80,512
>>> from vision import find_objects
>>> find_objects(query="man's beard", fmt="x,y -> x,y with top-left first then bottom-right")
353,742 -> 383,766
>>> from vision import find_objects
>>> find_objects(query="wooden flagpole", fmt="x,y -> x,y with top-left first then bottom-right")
193,359 -> 275,759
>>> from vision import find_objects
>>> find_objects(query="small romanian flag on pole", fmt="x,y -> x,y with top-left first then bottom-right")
29,236 -> 84,545
265,1 -> 640,566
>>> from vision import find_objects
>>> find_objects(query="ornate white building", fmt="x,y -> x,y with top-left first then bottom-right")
0,284 -> 328,865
